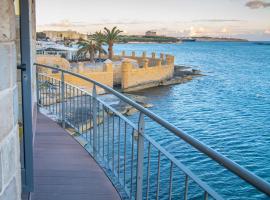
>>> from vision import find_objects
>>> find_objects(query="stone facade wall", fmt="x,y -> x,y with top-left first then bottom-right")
0,0 -> 21,199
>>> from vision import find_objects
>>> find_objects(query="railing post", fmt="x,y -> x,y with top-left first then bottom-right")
136,112 -> 145,200
92,84 -> 98,157
61,71 -> 65,128
36,67 -> 40,112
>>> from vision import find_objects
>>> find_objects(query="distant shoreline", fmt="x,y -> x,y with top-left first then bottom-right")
118,40 -> 249,44
117,35 -> 249,43
191,37 -> 248,42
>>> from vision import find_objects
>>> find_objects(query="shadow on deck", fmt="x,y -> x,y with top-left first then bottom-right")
31,113 -> 121,200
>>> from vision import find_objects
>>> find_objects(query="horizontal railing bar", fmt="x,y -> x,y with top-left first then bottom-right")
142,133 -> 223,200
35,63 -> 270,196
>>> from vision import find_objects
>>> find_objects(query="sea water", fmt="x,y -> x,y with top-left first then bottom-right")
112,42 -> 270,199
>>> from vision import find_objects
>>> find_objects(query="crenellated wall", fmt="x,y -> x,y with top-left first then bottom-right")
37,51 -> 175,93
113,51 -> 174,67
118,51 -> 175,91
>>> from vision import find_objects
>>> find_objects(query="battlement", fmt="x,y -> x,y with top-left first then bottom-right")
113,51 -> 175,91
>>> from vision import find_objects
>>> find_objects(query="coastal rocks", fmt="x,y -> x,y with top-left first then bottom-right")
122,65 -> 202,92
161,66 -> 202,86
174,65 -> 201,76
120,94 -> 154,116
99,93 -> 153,116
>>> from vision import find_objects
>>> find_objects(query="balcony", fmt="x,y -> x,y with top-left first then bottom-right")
26,63 -> 270,200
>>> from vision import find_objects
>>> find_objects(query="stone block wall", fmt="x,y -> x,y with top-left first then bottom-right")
47,61 -> 114,94
36,55 -> 71,71
120,52 -> 175,91
0,0 -> 21,199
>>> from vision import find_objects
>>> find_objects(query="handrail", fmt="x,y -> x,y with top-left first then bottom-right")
35,63 -> 270,196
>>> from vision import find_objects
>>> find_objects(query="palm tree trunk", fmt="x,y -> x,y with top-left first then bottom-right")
108,43 -> 113,59
90,50 -> 95,63
98,50 -> 101,59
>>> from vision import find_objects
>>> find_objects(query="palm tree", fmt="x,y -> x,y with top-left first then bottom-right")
76,40 -> 98,63
103,27 -> 123,59
91,31 -> 107,59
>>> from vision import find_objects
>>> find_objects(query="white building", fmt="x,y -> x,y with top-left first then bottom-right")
36,41 -> 78,60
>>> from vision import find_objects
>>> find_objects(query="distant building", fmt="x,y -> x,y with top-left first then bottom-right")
36,41 -> 78,60
43,30 -> 87,41
145,31 -> 157,36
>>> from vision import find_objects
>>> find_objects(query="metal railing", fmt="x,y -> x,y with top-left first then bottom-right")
35,63 -> 270,200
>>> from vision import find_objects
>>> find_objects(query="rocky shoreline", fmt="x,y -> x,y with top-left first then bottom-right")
121,65 -> 202,92
162,65 -> 202,86
107,65 -> 203,115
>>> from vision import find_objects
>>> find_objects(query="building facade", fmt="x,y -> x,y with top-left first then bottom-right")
145,30 -> 157,36
43,30 -> 87,41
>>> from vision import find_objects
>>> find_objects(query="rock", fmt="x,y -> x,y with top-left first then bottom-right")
192,69 -> 201,75
126,107 -> 138,116
144,103 -> 153,108
100,93 -> 152,116
124,94 -> 148,104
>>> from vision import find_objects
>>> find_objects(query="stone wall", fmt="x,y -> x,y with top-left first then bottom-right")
37,52 -> 174,93
0,0 -> 21,199
45,60 -> 114,94
36,55 -> 71,71
119,52 -> 175,91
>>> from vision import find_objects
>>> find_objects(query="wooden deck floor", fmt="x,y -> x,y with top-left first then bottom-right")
31,113 -> 121,200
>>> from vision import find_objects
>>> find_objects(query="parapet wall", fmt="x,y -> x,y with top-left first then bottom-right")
116,51 -> 175,91
113,51 -> 172,66
61,61 -> 113,93
38,56 -> 113,94
36,55 -> 71,71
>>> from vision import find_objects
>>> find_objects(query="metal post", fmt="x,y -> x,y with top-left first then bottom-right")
20,0 -> 34,192
61,71 -> 65,128
36,69 -> 40,112
92,84 -> 98,157
136,112 -> 145,200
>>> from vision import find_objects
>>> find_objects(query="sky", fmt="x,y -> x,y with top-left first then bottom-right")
36,0 -> 270,40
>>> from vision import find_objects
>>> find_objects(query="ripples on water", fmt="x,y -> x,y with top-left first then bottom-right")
113,42 -> 270,199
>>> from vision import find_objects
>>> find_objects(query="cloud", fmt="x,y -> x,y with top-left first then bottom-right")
43,20 -> 86,28
246,0 -> 270,9
41,19 -> 160,28
192,19 -> 243,22
264,29 -> 270,34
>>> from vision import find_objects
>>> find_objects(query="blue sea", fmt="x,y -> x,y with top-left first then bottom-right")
112,42 -> 270,199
